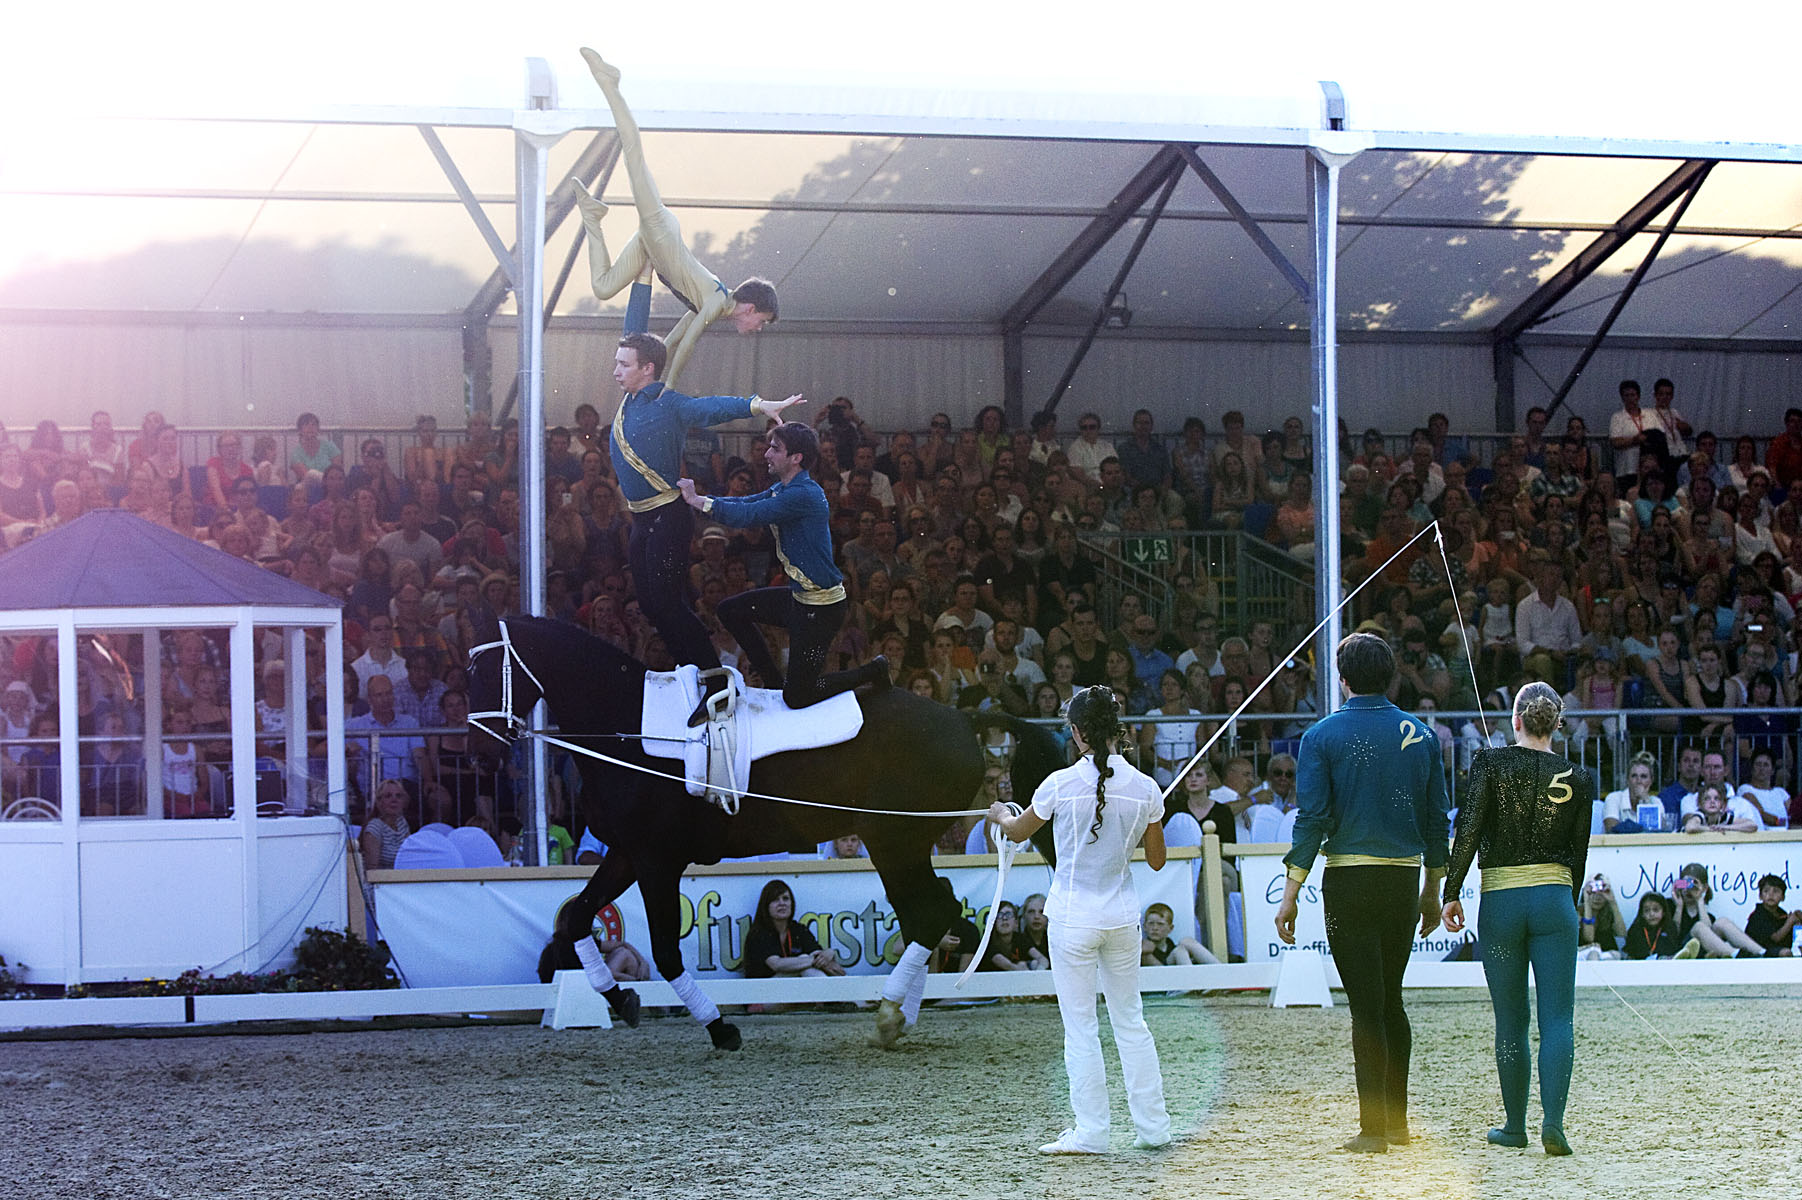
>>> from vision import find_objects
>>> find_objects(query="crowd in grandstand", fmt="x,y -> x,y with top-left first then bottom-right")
3,381 -> 1801,886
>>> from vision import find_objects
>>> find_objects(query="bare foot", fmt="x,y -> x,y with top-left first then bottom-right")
579,47 -> 621,91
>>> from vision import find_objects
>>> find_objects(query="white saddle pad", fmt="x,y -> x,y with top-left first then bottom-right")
641,665 -> 864,798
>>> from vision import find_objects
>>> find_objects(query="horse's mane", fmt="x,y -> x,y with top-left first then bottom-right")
505,613 -> 648,675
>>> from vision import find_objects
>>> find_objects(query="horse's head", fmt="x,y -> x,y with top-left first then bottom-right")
465,615 -> 546,749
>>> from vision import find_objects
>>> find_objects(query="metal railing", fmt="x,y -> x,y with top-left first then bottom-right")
1076,530 -> 1314,636
126,420 -> 1787,490
1237,536 -> 1315,633
0,725 -> 506,827
1087,706 -> 1797,814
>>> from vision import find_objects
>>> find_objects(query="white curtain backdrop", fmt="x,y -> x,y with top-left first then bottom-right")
7,318 -> 1797,441
1512,343 -> 1802,442
4,323 -> 463,429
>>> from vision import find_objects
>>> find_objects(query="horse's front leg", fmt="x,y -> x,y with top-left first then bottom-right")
867,845 -> 960,1048
557,849 -> 643,1027
638,860 -> 740,1051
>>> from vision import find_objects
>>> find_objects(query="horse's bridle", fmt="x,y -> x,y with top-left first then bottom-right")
466,619 -> 544,744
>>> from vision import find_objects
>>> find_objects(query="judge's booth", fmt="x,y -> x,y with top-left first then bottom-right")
0,511 -> 348,987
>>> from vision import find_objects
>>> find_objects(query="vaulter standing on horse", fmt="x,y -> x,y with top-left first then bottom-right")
609,330 -> 802,721
678,422 -> 891,708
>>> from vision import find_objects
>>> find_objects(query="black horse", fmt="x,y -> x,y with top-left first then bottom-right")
468,614 -> 1062,1049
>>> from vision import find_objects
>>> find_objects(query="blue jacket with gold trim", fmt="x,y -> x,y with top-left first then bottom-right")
1284,693 -> 1451,874
612,382 -> 757,509
705,469 -> 844,604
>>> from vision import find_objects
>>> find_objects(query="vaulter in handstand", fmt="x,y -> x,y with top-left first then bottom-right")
573,48 -> 778,387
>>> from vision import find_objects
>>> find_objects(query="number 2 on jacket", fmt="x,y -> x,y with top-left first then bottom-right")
1398,719 -> 1425,751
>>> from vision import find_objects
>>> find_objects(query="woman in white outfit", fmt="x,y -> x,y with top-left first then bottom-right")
991,686 -> 1171,1155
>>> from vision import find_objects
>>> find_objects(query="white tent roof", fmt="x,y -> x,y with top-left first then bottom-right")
5,7 -> 1800,342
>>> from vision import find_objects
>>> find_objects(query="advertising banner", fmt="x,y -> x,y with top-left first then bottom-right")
375,857 -> 1193,989
1236,839 -> 1800,963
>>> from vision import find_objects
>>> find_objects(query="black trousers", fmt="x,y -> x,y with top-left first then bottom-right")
717,587 -> 865,708
1322,865 -> 1420,1137
627,500 -> 719,671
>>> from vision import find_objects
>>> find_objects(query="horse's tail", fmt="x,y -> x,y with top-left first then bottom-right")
970,712 -> 1063,867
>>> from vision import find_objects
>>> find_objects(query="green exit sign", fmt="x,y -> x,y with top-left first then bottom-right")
1121,536 -> 1173,564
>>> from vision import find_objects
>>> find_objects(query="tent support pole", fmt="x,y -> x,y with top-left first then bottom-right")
420,126 -> 518,289
463,131 -> 620,418
1002,328 -> 1024,428
999,145 -> 1185,414
1542,166 -> 1712,423
1493,337 -> 1518,432
1309,146 -> 1355,707
1175,145 -> 1310,302
496,213 -> 589,425
516,118 -> 560,867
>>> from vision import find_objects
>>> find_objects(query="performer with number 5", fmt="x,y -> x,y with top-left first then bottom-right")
1441,682 -> 1594,1157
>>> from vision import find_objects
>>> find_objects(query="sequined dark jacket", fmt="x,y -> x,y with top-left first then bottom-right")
1444,745 -> 1595,905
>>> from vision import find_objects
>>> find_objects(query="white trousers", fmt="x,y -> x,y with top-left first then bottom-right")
1048,922 -> 1169,1146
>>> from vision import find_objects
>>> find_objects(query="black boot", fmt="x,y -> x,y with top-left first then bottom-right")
687,673 -> 729,727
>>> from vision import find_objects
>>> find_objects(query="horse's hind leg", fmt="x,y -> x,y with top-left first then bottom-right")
637,860 -> 741,1051
556,849 -> 642,1027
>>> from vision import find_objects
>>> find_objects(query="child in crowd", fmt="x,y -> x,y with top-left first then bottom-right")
1140,901 -> 1219,966
1744,874 -> 1800,957
1623,893 -> 1680,960
1668,863 -> 1768,958
1577,874 -> 1630,959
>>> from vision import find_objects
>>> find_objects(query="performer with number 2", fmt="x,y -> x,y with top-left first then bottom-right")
1276,632 -> 1450,1154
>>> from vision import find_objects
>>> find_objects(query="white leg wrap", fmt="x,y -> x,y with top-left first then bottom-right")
573,936 -> 618,994
902,959 -> 929,1025
883,942 -> 932,1020
669,971 -> 720,1026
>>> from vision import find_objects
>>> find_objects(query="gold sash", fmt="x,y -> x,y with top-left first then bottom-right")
772,527 -> 845,605
612,397 -> 679,512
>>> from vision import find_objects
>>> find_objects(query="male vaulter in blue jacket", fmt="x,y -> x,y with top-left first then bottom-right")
609,332 -> 802,720
1275,632 -> 1450,1154
679,422 -> 889,709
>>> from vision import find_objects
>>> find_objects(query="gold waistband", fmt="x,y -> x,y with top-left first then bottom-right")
625,488 -> 681,513
1287,854 -> 1423,884
1324,854 -> 1422,871
796,585 -> 847,606
1480,863 -> 1573,893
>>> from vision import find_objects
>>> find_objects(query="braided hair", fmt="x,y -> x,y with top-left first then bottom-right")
1067,685 -> 1123,844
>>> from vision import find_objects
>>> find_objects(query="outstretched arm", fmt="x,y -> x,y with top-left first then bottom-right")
662,310 -> 702,388
991,801 -> 1045,843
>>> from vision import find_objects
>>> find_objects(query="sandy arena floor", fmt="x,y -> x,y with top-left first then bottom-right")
3,986 -> 1798,1200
